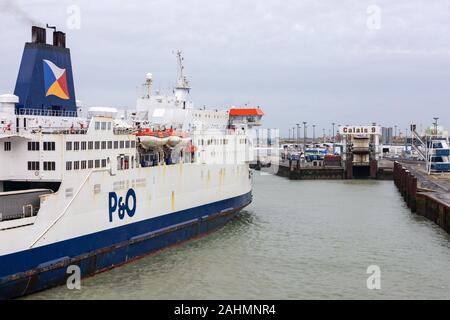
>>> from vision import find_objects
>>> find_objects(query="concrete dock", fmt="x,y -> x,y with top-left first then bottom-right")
275,158 -> 394,180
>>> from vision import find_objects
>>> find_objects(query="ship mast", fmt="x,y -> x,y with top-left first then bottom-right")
174,50 -> 190,103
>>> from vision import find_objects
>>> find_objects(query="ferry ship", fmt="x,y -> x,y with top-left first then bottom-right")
0,26 -> 263,299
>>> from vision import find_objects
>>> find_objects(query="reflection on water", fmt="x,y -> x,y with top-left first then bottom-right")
28,173 -> 450,299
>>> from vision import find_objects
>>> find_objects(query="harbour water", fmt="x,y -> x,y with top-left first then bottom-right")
28,172 -> 450,299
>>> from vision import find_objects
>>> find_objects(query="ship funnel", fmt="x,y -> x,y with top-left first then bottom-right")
31,26 -> 46,44
13,26 -> 77,116
53,31 -> 66,48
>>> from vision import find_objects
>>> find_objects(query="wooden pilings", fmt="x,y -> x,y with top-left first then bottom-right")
393,161 -> 450,234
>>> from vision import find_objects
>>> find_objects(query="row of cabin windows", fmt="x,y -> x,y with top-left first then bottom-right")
66,140 -> 135,151
27,161 -> 56,171
4,141 -> 11,151
197,139 -> 248,146
198,139 -> 230,146
43,161 -> 56,171
193,113 -> 226,119
94,121 -> 112,131
27,141 -> 56,151
66,159 -> 107,170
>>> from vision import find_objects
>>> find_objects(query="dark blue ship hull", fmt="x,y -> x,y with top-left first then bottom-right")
0,192 -> 252,299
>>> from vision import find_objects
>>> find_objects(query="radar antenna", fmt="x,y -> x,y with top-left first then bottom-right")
175,50 -> 190,90
173,50 -> 191,103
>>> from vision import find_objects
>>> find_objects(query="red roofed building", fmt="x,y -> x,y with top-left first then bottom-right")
228,107 -> 264,128
229,108 -> 264,116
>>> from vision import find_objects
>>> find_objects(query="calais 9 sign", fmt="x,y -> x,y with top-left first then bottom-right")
338,126 -> 381,135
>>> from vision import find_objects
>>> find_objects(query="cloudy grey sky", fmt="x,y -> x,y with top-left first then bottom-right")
1,0 -> 450,136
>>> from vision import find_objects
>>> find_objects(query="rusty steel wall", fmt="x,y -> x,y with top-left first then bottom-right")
394,161 -> 450,234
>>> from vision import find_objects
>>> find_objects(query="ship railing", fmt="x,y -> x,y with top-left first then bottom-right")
15,108 -> 78,117
113,128 -> 136,135
20,127 -> 88,135
225,129 -> 246,135
0,206 -> 39,222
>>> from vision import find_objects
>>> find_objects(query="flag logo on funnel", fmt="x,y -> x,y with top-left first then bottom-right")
43,59 -> 70,100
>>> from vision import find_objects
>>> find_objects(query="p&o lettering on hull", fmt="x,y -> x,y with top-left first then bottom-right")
108,188 -> 137,222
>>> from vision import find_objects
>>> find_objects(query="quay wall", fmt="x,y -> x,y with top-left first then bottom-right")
276,162 -> 344,180
393,162 -> 450,234
275,161 -> 392,180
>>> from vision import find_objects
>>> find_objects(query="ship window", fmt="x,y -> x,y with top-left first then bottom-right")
4,141 -> 11,151
131,141 -> 136,148
117,155 -> 130,170
95,141 -> 100,150
95,122 -> 100,130
101,159 -> 107,168
27,161 -> 39,171
95,159 -> 100,168
125,141 -> 130,148
43,141 -> 55,151
108,141 -> 113,149
28,141 -> 40,151
66,161 -> 72,170
66,141 -> 72,151
81,160 -> 87,169
108,122 -> 112,130
74,141 -> 80,150
94,184 -> 101,194
120,141 -> 124,148
101,122 -> 106,130
101,141 -> 106,149
43,161 -> 55,171
114,141 -> 118,149
81,141 -> 87,150
88,141 -> 93,150
74,161 -> 80,170
65,188 -> 74,198
88,160 -> 93,169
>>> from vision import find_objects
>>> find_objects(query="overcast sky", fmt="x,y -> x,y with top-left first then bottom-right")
1,0 -> 450,136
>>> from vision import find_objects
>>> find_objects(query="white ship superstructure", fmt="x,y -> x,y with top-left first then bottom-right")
0,26 -> 263,299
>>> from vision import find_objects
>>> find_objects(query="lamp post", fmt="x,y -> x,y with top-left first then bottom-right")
312,124 -> 316,145
303,121 -> 307,150
292,126 -> 295,144
296,123 -> 300,150
405,127 -> 408,154
331,122 -> 335,153
433,117 -> 439,136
